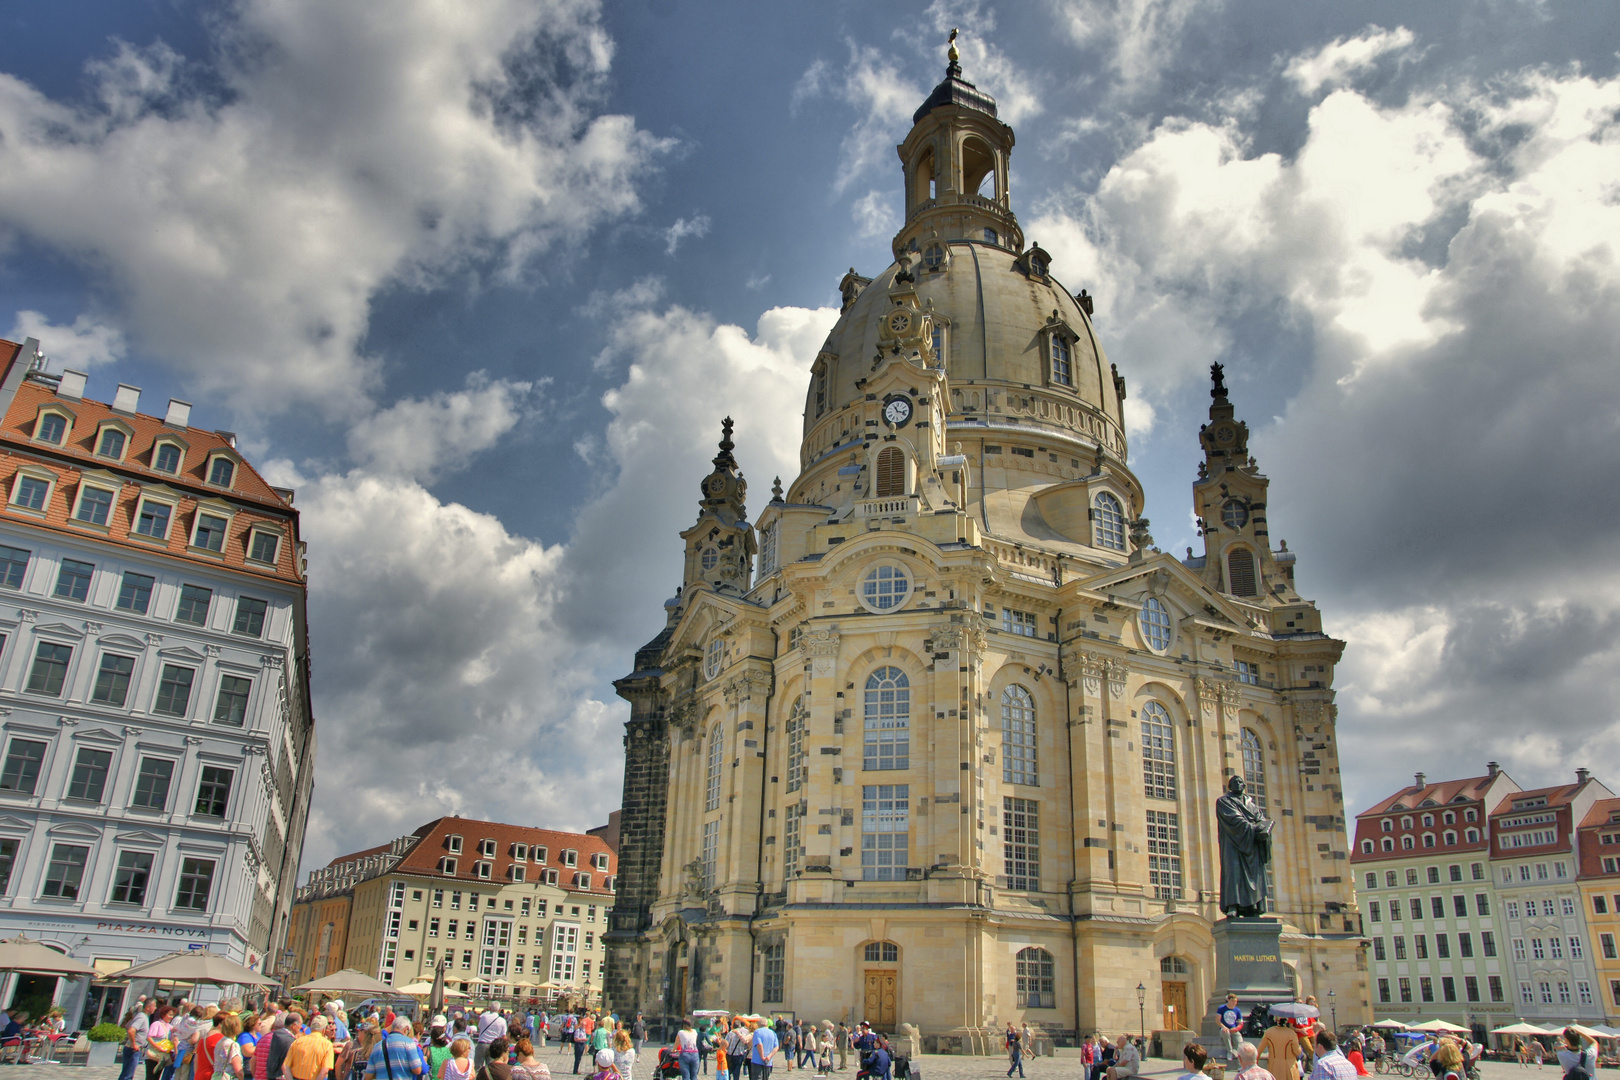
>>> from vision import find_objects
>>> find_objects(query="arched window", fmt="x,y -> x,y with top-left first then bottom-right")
1015,947 -> 1055,1009
863,941 -> 899,962
1093,492 -> 1126,551
1227,547 -> 1258,596
1050,336 -> 1072,386
786,697 -> 807,793
875,447 -> 905,497
1401,836 -> 1414,850
705,638 -> 723,680
1382,819 -> 1393,833
704,723 -> 724,811
863,667 -> 909,771
1140,701 -> 1176,800
1001,685 -> 1037,786
1139,597 -> 1172,651
1444,830 -> 1457,845
1465,828 -> 1479,843
1240,728 -> 1268,809
1422,833 -> 1436,848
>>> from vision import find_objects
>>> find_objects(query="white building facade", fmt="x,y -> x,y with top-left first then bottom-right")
0,340 -> 315,1026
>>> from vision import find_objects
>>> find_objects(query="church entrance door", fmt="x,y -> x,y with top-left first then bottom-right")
1161,981 -> 1187,1030
863,971 -> 897,1029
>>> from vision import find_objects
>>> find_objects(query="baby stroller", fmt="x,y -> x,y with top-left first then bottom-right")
657,1047 -> 685,1080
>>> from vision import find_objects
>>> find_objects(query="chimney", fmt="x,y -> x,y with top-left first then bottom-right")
215,430 -> 237,449
112,384 -> 141,414
1577,768 -> 1591,785
57,370 -> 87,400
1487,761 -> 1499,778
1414,772 -> 1426,789
164,398 -> 192,428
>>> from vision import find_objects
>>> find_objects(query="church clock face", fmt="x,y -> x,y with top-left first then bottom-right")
882,395 -> 914,427
705,476 -> 726,496
1214,424 -> 1236,445
886,310 -> 913,336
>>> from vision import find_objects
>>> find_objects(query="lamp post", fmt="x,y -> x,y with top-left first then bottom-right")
1137,983 -> 1147,1041
1330,989 -> 1337,1032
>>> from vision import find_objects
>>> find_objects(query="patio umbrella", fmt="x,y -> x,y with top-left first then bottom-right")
293,969 -> 398,996
0,937 -> 99,977
1493,1024 -> 1553,1036
1269,1003 -> 1320,1020
1565,1024 -> 1608,1040
398,980 -> 468,999
1409,1020 -> 1470,1033
114,950 -> 276,986
1372,1020 -> 1410,1030
429,959 -> 448,1017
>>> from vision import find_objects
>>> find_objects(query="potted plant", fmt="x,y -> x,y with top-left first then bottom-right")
86,1022 -> 127,1067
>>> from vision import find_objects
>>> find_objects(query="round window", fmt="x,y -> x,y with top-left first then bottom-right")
860,565 -> 912,612
1139,596 -> 1172,651
923,243 -> 946,270
1222,500 -> 1248,530
701,548 -> 718,571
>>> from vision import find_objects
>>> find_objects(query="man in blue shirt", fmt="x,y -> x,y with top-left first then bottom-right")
1216,994 -> 1244,1063
365,1018 -> 426,1080
750,1021 -> 780,1080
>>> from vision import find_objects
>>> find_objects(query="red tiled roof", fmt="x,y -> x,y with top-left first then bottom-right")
0,372 -> 301,584
327,843 -> 394,868
1490,782 -> 1588,814
395,816 -> 618,896
1576,798 -> 1620,879
1350,773 -> 1508,864
1356,774 -> 1498,818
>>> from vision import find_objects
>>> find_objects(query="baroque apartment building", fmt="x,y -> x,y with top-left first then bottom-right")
1351,767 -> 1616,1029
1575,798 -> 1620,1022
0,339 -> 315,1023
287,817 -> 617,1000
607,51 -> 1365,1043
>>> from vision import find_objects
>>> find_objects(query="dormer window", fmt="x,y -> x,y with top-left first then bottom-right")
191,510 -> 231,553
509,865 -> 526,883
534,846 -> 547,864
983,227 -> 999,245
34,412 -> 69,445
72,478 -> 119,527
1050,335 -> 1072,387
247,527 -> 282,566
9,468 -> 55,514
208,457 -> 236,488
438,857 -> 457,875
153,442 -> 183,474
447,834 -> 463,854
133,496 -> 174,540
592,853 -> 610,871
922,243 -> 946,271
479,839 -> 496,858
475,861 -> 491,879
96,427 -> 127,460
562,849 -> 578,867
1092,492 -> 1126,551
574,872 -> 591,889
512,843 -> 528,861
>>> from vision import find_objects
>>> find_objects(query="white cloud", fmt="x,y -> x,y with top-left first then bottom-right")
823,45 -> 925,194
1284,25 -> 1417,94
8,310 -> 126,369
346,373 -> 538,484
663,215 -> 712,256
1052,0 -> 1211,96
852,189 -> 899,238
923,1 -> 1044,125
0,0 -> 668,415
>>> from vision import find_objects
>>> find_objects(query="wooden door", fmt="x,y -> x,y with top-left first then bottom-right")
1162,981 -> 1188,1030
863,970 -> 897,1028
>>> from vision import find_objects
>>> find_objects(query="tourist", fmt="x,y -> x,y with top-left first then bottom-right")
1557,1030 -> 1596,1080
724,1018 -> 751,1080
1005,1024 -> 1024,1079
835,1025 -> 849,1075
1217,995 -> 1244,1064
440,1040 -> 474,1080
612,1028 -> 636,1080
573,1019 -> 589,1075
284,1016 -> 337,1080
859,1037 -> 890,1080
511,1037 -> 552,1080
1234,1043 -> 1275,1080
1429,1042 -> 1463,1080
365,1020 -> 426,1080
425,1022 -> 453,1080
1180,1043 -> 1212,1080
149,1007 -> 179,1080
817,1027 -> 833,1076
261,1013 -> 301,1080
1106,1034 -> 1139,1080
632,1018 -> 647,1055
478,1011 -> 509,1070
1259,1016 -> 1301,1080
589,1050 -> 618,1080
213,1015 -> 247,1080
1345,1038 -> 1369,1077
1308,1032 -> 1355,1080
123,1001 -> 153,1080
482,1039 -> 515,1080
1092,1035 -> 1117,1080
750,1020 -> 779,1080
674,1020 -> 700,1080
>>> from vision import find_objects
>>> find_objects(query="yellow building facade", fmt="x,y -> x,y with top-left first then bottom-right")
606,52 -> 1366,1046
1577,797 -> 1620,1022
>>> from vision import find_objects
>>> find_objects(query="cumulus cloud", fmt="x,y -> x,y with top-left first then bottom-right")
663,214 -> 712,256
1030,58 -> 1620,805
346,373 -> 539,484
1284,25 -> 1417,94
852,189 -> 899,238
9,310 -> 126,369
1053,0 -> 1212,96
0,0 -> 668,415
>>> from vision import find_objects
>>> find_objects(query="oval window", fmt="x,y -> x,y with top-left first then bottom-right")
1140,596 -> 1172,651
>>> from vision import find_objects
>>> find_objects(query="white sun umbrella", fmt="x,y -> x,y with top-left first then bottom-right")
1565,1024 -> 1608,1040
114,950 -> 277,986
1409,1020 -> 1470,1033
1493,1023 -> 1552,1036
1372,1020 -> 1410,1030
0,937 -> 99,977
293,968 -> 398,996
1269,1003 -> 1320,1020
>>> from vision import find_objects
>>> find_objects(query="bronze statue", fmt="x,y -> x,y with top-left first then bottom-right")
1218,774 -> 1275,917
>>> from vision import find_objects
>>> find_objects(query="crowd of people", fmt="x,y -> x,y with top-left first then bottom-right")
0,1004 -> 70,1062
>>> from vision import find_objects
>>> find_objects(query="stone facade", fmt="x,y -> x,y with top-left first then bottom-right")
607,53 -> 1366,1042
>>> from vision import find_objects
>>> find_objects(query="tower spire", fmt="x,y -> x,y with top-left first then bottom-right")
947,27 -> 961,78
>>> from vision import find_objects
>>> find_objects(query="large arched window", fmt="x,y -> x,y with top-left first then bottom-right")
1093,492 -> 1126,551
875,447 -> 905,497
1227,547 -> 1258,597
863,667 -> 910,771
704,723 -> 724,811
786,697 -> 807,793
1139,597 -> 1172,651
1240,728 -> 1268,810
1141,701 -> 1176,800
1001,685 -> 1037,786
1015,947 -> 1055,1009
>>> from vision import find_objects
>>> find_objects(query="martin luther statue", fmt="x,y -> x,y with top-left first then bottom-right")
1218,774 -> 1275,917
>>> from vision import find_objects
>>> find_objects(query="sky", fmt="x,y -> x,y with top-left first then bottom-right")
1,0 -> 1618,875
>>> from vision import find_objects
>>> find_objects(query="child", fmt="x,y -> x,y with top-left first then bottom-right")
592,1049 -> 621,1080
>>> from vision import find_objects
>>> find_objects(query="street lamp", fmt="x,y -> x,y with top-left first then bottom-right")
1137,983 -> 1147,1041
1330,989 -> 1337,1032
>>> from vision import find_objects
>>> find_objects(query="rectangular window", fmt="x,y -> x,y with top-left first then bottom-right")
1550,936 -> 1564,959
1521,982 -> 1535,1004
1236,660 -> 1259,685
76,486 -> 114,526
14,475 -> 50,510
1579,981 -> 1593,1006
1612,980 -> 1620,1007
42,843 -> 89,899
783,804 -> 801,881
863,671 -> 909,771
66,747 -> 112,802
1597,896 -> 1610,915
1562,896 -> 1575,915
1002,608 -> 1038,637
0,738 -> 47,793
1003,797 -> 1039,891
1420,976 -> 1434,1003
134,500 -> 171,539
54,559 -> 94,602
1459,932 -> 1473,958
1399,977 -> 1412,1003
115,572 -> 154,615
550,923 -> 578,983
1558,981 -> 1571,1005
1603,933 -> 1617,960
175,584 -> 212,626
174,857 -> 215,910
1569,935 -> 1583,959
248,529 -> 280,565
192,513 -> 228,552
194,766 -> 233,817
0,838 -> 16,894
130,757 -> 174,810
1369,900 -> 1381,922
1482,931 -> 1497,957
1146,809 -> 1182,901
1373,938 -> 1386,961
0,545 -> 30,589
700,820 -> 719,891
1436,933 -> 1449,959
91,654 -> 135,707
1532,937 -> 1545,960
861,783 -> 909,881
429,919 -> 439,937
232,596 -> 267,637
1472,862 -> 1484,880
1394,936 -> 1407,960
1431,895 -> 1445,919
110,850 -> 152,905
1389,897 -> 1400,921
27,642 -> 72,696
1475,893 -> 1490,915
1513,937 -> 1527,960
461,950 -> 472,969
1415,934 -> 1428,959
1441,976 -> 1456,1002
1377,978 -> 1391,1004
1489,976 -> 1504,1003
153,665 -> 194,716
1464,976 -> 1480,1003
1453,894 -> 1468,917
762,941 -> 785,1003
213,675 -> 252,726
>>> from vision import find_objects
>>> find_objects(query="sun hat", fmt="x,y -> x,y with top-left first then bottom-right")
596,1051 -> 615,1068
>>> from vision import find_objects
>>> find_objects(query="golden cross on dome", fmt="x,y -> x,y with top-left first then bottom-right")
948,28 -> 959,64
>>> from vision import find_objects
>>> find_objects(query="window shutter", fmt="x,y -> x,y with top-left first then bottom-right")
875,447 -> 905,497
1227,549 -> 1257,597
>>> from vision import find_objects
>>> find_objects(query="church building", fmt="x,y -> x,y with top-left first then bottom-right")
605,44 -> 1366,1045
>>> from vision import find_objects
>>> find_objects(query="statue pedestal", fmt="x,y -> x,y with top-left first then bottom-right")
1200,917 -> 1295,1037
